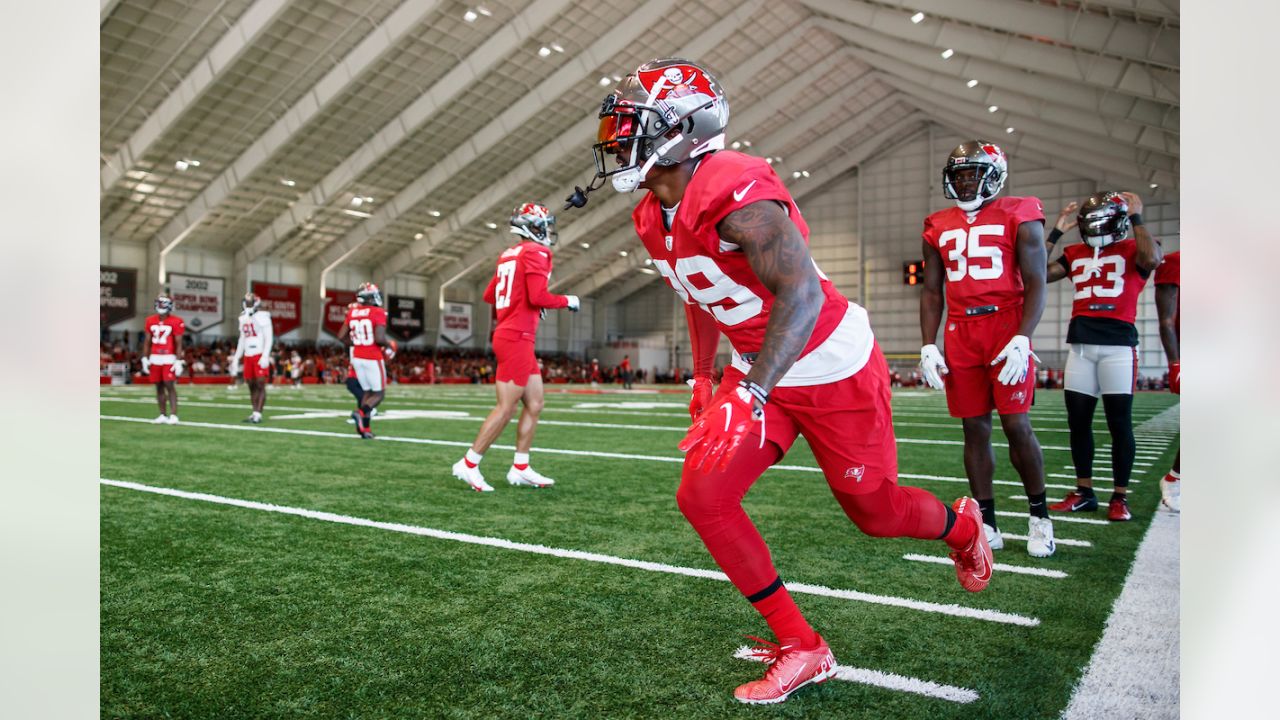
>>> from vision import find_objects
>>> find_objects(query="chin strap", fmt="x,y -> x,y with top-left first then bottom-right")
612,132 -> 687,193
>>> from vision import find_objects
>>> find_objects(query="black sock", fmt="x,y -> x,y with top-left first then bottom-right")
977,498 -> 997,530
1076,485 -> 1096,498
1028,492 -> 1049,519
360,404 -> 373,429
936,504 -> 957,540
1109,491 -> 1127,504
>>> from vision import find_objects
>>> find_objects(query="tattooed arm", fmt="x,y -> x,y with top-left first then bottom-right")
717,200 -> 824,395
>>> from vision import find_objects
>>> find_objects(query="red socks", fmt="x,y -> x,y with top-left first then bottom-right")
752,584 -> 819,649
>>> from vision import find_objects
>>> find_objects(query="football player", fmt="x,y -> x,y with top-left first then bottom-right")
919,141 -> 1055,557
1046,192 -> 1162,521
141,294 -> 185,424
230,292 -> 273,423
1154,249 -> 1180,511
587,58 -> 991,704
337,283 -> 395,439
452,203 -> 580,491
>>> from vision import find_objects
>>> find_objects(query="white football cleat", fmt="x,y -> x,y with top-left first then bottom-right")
152,414 -> 169,424
165,415 -> 180,425
1026,516 -> 1056,558
984,523 -> 1004,551
507,466 -> 555,488
1159,477 -> 1181,513
452,459 -> 494,492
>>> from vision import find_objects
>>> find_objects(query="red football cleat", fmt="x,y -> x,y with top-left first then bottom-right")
948,497 -> 994,592
1108,496 -> 1132,522
1050,491 -> 1099,513
734,635 -> 836,705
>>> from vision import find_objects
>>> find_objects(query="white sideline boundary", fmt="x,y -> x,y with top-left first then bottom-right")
99,414 -> 1079,490
99,478 -> 1039,627
732,646 -> 979,704
902,554 -> 1067,579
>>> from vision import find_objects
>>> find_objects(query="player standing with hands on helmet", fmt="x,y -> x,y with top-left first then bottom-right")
338,283 -> 396,440
1045,192 -> 1162,521
918,141 -> 1055,558
574,58 -> 994,705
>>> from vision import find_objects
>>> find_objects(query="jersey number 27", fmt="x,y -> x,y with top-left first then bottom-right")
494,260 -> 517,310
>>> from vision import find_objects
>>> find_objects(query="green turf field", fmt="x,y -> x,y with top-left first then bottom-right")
100,383 -> 1179,719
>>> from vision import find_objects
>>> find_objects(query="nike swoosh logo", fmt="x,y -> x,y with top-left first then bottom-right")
733,180 -> 757,202
720,401 -> 733,431
1071,499 -> 1092,511
779,665 -> 806,692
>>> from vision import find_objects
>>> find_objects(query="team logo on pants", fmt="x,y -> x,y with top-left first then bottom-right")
843,465 -> 865,482
1010,390 -> 1026,403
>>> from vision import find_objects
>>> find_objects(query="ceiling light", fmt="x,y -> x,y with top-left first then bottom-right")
966,79 -> 979,88
550,43 -> 564,53
940,48 -> 954,60
792,171 -> 801,178
414,233 -> 424,240
342,209 -> 372,219
640,268 -> 656,275
598,77 -> 612,86
350,196 -> 364,207
1149,183 -> 1159,189
742,140 -> 752,148
463,9 -> 477,22
731,141 -> 741,149
1006,127 -> 1015,134
801,170 -> 810,178
765,158 -> 773,165
538,47 -> 551,58
619,250 -> 628,257
911,12 -> 925,24
186,159 -> 200,167
580,242 -> 590,249
280,178 -> 296,187
611,75 -> 622,82
174,160 -> 189,171
135,182 -> 156,194
476,5 -> 491,16
428,209 -> 441,217
988,105 -> 999,113
643,258 -> 652,266
485,222 -> 498,229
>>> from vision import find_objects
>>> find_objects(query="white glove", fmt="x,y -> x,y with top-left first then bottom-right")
230,360 -> 240,376
565,295 -> 580,312
919,344 -> 949,390
258,355 -> 271,369
991,335 -> 1040,386
173,360 -> 185,377
141,357 -> 151,373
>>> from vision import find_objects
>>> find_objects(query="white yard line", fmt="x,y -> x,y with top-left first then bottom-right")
902,553 -> 1068,579
732,646 -> 979,704
99,478 -> 1039,627
1001,532 -> 1091,548
99,414 -> 1076,489
994,510 -> 1108,526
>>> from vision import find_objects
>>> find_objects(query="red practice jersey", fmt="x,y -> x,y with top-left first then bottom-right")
483,240 -> 569,335
144,314 -> 185,355
922,196 -> 1045,318
633,150 -> 848,360
1059,239 -> 1152,346
1154,250 -> 1180,337
344,305 -> 387,360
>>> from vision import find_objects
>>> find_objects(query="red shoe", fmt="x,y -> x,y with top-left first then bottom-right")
734,635 -> 836,704
1050,491 -> 1099,512
948,497 -> 993,593
1108,496 -> 1132,522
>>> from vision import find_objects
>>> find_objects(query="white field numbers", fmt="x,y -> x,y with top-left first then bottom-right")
651,255 -> 763,325
494,260 -> 517,310
349,318 -> 375,345
150,324 -> 172,344
938,225 -> 1005,281
1070,256 -> 1125,298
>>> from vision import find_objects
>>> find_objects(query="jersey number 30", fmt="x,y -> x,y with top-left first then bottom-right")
937,225 -> 1006,281
350,318 -> 375,345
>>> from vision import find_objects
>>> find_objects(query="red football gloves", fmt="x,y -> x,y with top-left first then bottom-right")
1169,361 -> 1179,394
687,375 -> 715,421
678,386 -> 763,473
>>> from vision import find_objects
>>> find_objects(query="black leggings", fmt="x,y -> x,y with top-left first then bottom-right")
1065,390 -> 1135,487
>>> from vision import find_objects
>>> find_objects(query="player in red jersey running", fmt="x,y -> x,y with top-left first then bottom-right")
1154,250 -> 1180,511
337,283 -> 396,439
451,203 -> 580,492
141,295 -> 185,425
230,292 -> 273,423
579,58 -> 991,705
1046,192 -> 1162,521
919,141 -> 1055,557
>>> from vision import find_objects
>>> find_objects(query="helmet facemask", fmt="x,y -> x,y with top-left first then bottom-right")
242,293 -> 261,313
1078,198 -> 1131,249
509,203 -> 556,247
356,282 -> 383,307
155,295 -> 173,315
943,163 -> 1005,212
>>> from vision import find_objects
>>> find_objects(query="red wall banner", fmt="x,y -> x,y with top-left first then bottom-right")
250,282 -> 303,336
322,289 -> 358,337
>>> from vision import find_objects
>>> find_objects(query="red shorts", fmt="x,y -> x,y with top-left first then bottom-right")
942,307 -> 1035,418
243,354 -> 270,381
493,329 -> 539,386
717,342 -> 898,495
148,363 -> 177,383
